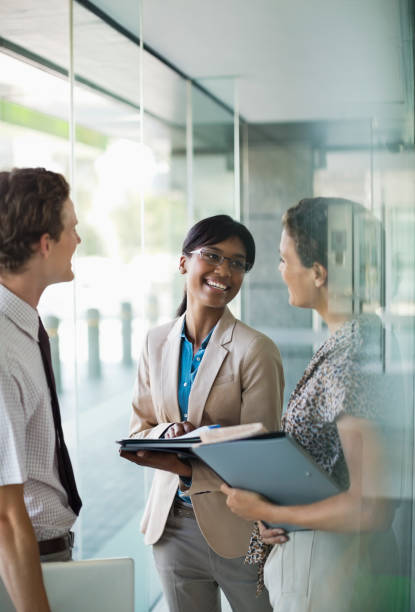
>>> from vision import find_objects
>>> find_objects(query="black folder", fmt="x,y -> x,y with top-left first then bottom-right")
117,436 -> 200,458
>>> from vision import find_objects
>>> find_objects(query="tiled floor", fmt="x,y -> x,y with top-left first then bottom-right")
63,362 -> 233,611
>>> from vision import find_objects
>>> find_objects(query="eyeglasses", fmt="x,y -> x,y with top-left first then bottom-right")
190,248 -> 252,273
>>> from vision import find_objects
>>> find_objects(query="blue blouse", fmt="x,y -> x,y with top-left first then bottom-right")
176,320 -> 215,504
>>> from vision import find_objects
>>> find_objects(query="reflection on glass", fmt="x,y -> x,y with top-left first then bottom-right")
242,115 -> 414,609
1,0 -> 413,609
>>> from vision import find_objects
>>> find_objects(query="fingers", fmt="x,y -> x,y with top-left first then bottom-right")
121,448 -> 192,476
119,449 -> 136,460
119,449 -> 147,466
257,521 -> 289,544
258,520 -> 286,536
262,533 -> 289,545
164,425 -> 177,439
220,483 -> 232,495
133,450 -> 164,468
164,422 -> 195,439
164,423 -> 185,438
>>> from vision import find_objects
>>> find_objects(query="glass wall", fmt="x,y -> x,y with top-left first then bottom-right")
241,8 -> 415,611
192,79 -> 239,317
0,2 -> 237,610
1,0 -> 414,609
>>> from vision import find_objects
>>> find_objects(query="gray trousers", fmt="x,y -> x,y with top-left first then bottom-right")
153,502 -> 272,612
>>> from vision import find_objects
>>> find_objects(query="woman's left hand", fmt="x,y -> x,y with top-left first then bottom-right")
119,449 -> 192,477
220,483 -> 269,521
258,521 -> 289,544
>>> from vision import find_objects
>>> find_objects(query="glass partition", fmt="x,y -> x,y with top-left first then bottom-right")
1,0 -> 414,610
192,79 -> 240,318
71,3 -> 187,609
192,82 -> 235,221
71,5 -> 145,609
241,121 -> 316,396
241,15 -> 414,612
0,2 -> 236,609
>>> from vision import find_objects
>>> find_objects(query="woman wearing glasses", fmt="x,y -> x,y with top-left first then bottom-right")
121,215 -> 283,612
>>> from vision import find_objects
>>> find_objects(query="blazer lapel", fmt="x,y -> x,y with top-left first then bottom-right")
160,315 -> 183,423
187,307 -> 236,427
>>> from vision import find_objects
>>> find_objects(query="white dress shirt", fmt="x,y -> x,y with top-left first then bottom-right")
0,284 -> 76,540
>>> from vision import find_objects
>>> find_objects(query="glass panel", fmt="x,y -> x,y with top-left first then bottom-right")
192,80 -> 239,318
70,4 -> 155,611
241,7 -> 414,611
372,137 -> 414,608
192,82 -> 235,221
242,121 -> 318,396
2,1 -> 413,610
71,3 -> 187,610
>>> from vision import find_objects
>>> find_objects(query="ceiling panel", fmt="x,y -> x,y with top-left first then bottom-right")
0,0 -> 411,139
89,0 -> 409,123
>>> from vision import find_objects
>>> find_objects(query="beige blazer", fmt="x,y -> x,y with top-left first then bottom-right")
129,307 -> 284,558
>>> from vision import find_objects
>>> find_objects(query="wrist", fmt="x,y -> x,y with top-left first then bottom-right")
261,501 -> 289,524
179,461 -> 192,478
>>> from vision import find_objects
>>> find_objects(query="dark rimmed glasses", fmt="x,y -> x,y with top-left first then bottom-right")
190,248 -> 252,273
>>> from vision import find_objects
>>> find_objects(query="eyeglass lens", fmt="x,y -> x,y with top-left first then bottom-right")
200,249 -> 247,271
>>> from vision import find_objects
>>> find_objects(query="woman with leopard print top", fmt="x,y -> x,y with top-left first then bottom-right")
221,197 -> 398,612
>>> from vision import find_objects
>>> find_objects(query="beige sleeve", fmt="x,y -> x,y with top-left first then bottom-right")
186,334 -> 284,495
129,333 -> 172,440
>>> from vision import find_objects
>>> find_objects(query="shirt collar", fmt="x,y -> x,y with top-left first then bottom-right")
0,283 -> 40,341
181,317 -> 215,349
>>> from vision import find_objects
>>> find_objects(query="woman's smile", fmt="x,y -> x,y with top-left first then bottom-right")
204,278 -> 229,292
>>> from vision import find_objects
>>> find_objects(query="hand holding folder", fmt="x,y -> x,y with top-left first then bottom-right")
118,423 -> 341,529
117,426 -> 211,476
117,423 -> 264,476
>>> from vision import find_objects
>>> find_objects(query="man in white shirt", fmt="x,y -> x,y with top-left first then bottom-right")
0,167 -> 82,612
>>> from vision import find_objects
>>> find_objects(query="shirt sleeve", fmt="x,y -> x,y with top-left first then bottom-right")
0,355 -> 27,485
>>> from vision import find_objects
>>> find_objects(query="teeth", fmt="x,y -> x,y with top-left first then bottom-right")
206,280 -> 227,290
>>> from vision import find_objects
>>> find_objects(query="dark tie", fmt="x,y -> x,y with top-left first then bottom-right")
38,317 -> 82,515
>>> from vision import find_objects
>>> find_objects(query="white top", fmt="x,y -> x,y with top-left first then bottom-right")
0,284 -> 76,540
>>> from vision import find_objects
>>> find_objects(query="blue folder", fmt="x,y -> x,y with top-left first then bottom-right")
193,432 -> 342,531
117,432 -> 342,531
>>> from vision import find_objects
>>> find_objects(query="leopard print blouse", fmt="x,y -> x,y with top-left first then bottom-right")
246,315 -> 382,590
282,316 -> 379,489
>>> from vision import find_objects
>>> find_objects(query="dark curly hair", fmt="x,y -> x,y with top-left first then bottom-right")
177,214 -> 255,316
0,167 -> 69,273
282,197 -> 365,268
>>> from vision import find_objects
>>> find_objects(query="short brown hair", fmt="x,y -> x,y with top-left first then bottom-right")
0,167 -> 69,273
282,197 -> 365,269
